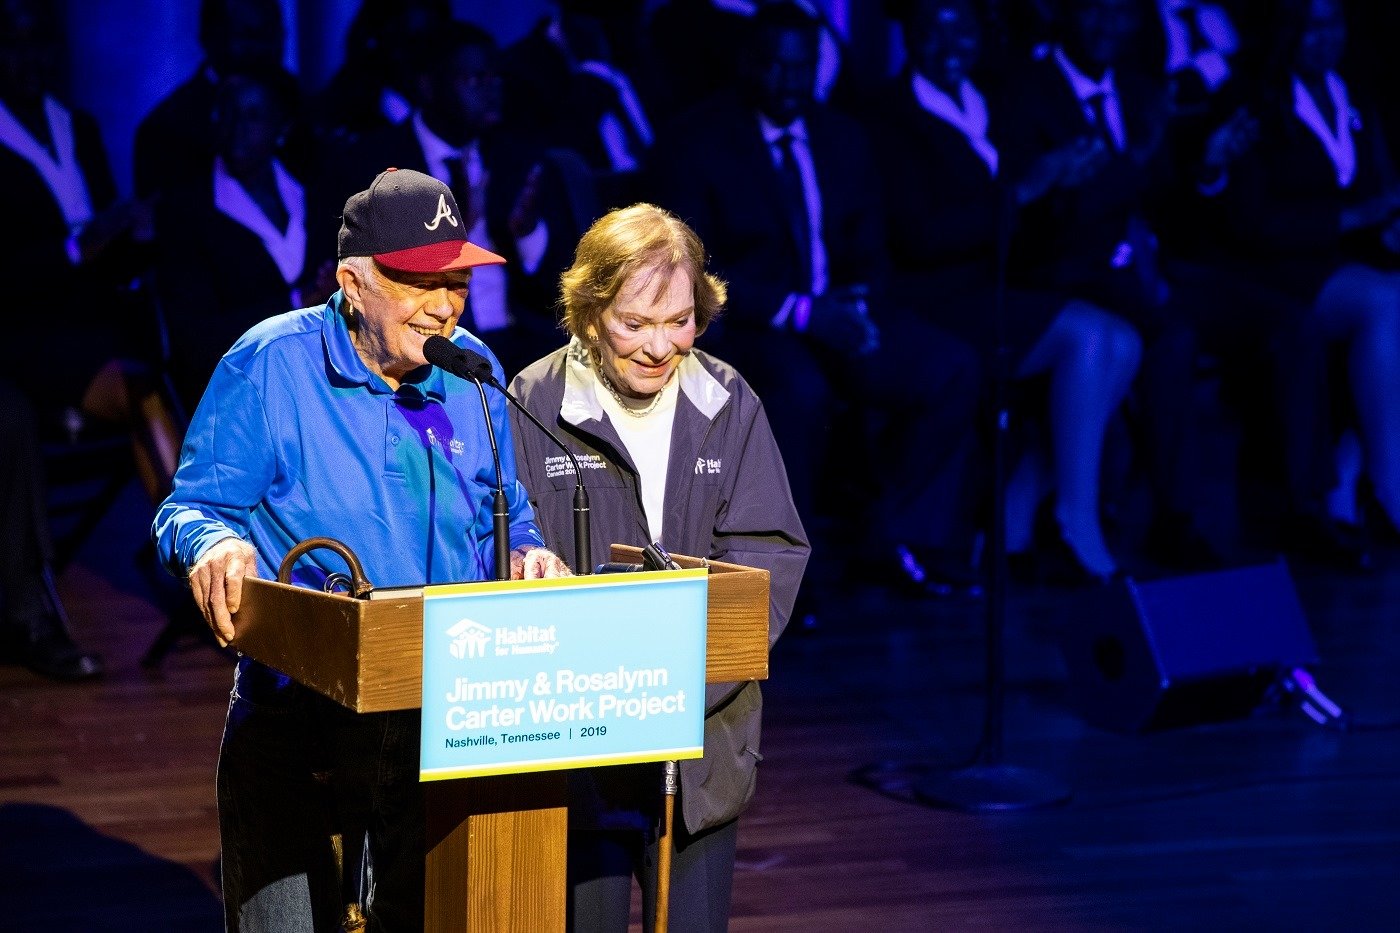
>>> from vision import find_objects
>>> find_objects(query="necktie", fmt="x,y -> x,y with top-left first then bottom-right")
1176,3 -> 1209,55
774,132 -> 813,291
1085,89 -> 1107,133
443,153 -> 478,230
1084,88 -> 1126,151
444,153 -> 468,203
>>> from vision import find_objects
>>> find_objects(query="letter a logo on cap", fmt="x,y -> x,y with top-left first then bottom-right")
424,193 -> 459,231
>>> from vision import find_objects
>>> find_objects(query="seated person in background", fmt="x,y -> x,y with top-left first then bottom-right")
648,2 -> 983,604
1145,0 -> 1352,565
0,0 -> 179,505
1219,0 -> 1400,548
133,0 -> 294,205
0,383 -> 102,682
509,202 -> 808,933
874,0 -> 1143,583
155,66 -> 313,412
309,0 -> 451,144
152,168 -> 569,930
503,1 -> 656,186
312,18 -> 591,379
647,0 -> 846,112
1001,0 -> 1230,570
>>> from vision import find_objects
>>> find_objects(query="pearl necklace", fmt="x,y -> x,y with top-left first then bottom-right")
597,368 -> 665,418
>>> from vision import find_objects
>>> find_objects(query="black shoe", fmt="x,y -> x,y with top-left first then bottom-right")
884,544 -> 984,600
1143,511 -> 1225,571
2,566 -> 104,681
1282,513 -> 1374,572
1028,505 -> 1121,587
16,630 -> 104,681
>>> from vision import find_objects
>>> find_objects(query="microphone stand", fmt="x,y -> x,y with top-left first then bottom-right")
468,375 -> 512,581
911,58 -> 1069,811
424,336 -> 592,576
495,386 -> 593,577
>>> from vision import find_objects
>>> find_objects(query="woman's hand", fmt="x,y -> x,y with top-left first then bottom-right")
511,547 -> 573,580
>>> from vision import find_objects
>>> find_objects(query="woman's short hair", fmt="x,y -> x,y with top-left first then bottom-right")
559,203 -> 726,343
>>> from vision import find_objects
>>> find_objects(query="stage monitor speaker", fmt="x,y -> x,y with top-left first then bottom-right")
1059,561 -> 1319,733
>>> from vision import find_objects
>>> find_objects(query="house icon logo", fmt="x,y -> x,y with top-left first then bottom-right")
446,618 -> 492,660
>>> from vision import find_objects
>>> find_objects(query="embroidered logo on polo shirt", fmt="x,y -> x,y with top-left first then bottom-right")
424,427 -> 467,455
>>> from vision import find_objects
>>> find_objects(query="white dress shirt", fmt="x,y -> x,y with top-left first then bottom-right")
759,114 -> 828,330
1160,0 -> 1237,92
579,59 -> 654,173
1293,71 -> 1358,188
0,95 -> 94,263
1053,47 -> 1126,152
213,156 -> 306,306
414,114 -> 549,332
911,71 -> 999,176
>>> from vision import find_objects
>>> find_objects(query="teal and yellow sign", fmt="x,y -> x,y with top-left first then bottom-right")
419,569 -> 708,781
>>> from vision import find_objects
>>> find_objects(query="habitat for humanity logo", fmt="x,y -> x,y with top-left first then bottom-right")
446,618 -> 492,660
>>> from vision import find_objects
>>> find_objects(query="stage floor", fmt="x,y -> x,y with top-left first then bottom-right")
3,483 -> 1399,931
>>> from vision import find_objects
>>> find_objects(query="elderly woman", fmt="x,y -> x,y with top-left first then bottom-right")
509,203 -> 810,932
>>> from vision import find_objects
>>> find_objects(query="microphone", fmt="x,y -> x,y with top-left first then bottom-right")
423,336 -> 593,575
423,336 -> 510,580
424,334 -> 494,382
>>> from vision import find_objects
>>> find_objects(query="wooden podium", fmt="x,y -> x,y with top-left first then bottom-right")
230,544 -> 771,931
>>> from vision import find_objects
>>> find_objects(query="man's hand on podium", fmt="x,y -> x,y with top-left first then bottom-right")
511,547 -> 572,581
189,538 -> 260,647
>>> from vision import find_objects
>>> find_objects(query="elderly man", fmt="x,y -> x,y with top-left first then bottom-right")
153,168 -> 568,931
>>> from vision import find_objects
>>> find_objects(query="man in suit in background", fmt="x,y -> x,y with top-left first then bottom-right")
309,19 -> 593,378
648,2 -> 984,610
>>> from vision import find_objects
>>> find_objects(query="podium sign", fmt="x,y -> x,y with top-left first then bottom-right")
420,568 -> 708,781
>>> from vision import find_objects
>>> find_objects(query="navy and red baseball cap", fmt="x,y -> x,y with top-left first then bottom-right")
337,167 -> 506,272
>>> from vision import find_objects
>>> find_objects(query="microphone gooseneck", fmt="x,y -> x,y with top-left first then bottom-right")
423,336 -> 592,575
426,336 -> 510,580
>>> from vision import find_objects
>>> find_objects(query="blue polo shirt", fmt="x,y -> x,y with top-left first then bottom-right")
153,291 -> 544,590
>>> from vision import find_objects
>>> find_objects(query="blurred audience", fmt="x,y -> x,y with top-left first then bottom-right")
503,2 -> 654,172
999,0 -> 1238,570
16,0 -> 1400,606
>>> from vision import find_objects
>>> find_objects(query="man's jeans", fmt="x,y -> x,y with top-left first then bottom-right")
217,661 -> 424,932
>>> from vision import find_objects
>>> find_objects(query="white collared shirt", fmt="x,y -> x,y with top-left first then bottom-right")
212,156 -> 306,304
1293,71 -> 1357,188
579,59 -> 654,173
759,114 -> 828,329
911,71 -> 998,176
413,113 -> 550,332
1053,47 -> 1126,152
380,87 -> 412,125
593,371 -> 680,542
1160,0 -> 1236,91
0,95 -> 94,239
